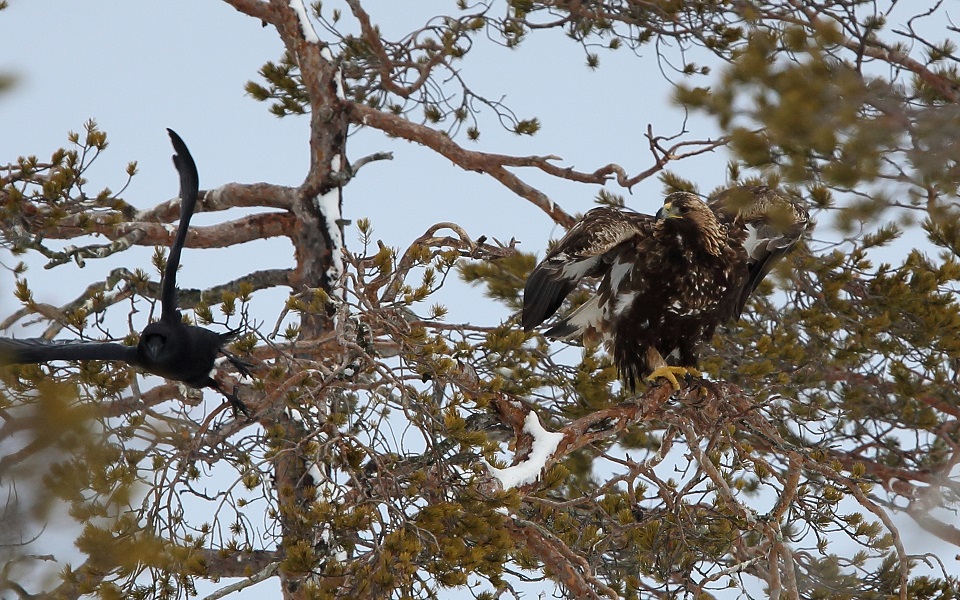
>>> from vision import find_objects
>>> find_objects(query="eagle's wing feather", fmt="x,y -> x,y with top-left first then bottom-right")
710,186 -> 811,319
522,207 -> 653,331
0,337 -> 139,365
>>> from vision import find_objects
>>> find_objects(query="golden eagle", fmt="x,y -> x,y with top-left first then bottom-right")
522,187 -> 810,390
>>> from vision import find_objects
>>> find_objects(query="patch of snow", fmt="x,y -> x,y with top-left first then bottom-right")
309,463 -> 343,504
314,188 -> 344,298
288,0 -> 320,43
485,411 -> 564,490
308,463 -> 324,487
448,464 -> 471,484
319,46 -> 347,100
205,185 -> 222,203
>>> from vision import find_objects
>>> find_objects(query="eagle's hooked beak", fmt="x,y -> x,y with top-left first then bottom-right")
656,202 -> 681,220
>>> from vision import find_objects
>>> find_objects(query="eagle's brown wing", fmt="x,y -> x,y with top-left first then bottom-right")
710,186 -> 811,319
522,207 -> 655,331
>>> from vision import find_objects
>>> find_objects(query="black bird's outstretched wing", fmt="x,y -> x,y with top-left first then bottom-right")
0,337 -> 139,366
522,207 -> 654,331
162,128 -> 199,324
709,185 -> 811,319
0,131 -> 253,419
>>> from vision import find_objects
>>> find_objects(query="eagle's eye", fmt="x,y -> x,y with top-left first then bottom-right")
679,205 -> 691,214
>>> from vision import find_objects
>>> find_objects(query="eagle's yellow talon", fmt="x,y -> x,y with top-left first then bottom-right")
646,366 -> 700,390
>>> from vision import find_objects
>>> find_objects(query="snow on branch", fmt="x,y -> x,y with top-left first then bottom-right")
300,0 -> 345,100
288,0 -> 320,44
313,184 -> 344,298
41,229 -> 146,269
481,384 -> 678,493
486,411 -> 564,490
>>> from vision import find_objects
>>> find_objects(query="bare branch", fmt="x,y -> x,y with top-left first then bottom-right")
201,562 -> 280,600
46,211 -> 294,249
349,102 -> 576,227
504,517 -> 618,600
220,0 -> 274,24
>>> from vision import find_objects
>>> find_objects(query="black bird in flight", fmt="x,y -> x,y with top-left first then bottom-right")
0,129 -> 251,417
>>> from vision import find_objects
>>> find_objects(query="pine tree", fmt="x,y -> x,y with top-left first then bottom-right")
2,1 -> 960,598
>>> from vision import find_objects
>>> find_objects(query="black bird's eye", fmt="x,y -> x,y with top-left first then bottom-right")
679,205 -> 690,214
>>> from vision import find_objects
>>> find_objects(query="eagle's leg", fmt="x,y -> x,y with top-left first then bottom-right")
645,365 -> 700,390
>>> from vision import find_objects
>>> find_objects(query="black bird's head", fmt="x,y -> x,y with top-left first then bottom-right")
140,331 -> 167,362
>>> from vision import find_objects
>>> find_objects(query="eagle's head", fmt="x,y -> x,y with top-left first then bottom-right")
656,192 -> 724,256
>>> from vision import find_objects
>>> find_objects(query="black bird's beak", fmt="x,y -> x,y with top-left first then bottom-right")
142,335 -> 165,361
